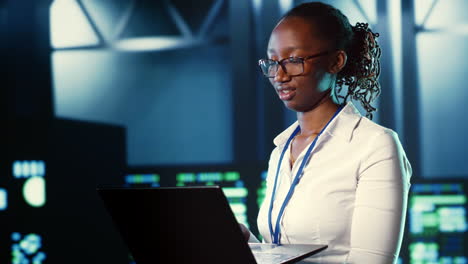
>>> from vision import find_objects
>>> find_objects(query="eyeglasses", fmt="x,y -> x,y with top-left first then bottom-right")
258,51 -> 331,78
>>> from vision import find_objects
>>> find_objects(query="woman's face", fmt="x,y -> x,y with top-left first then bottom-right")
267,17 -> 336,112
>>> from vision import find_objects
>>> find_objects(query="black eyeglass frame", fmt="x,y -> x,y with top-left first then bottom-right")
258,50 -> 332,78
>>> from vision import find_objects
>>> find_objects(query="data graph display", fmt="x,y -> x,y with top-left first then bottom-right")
176,170 -> 250,228
0,188 -> 7,211
125,173 -> 160,187
408,182 -> 467,264
12,160 -> 47,208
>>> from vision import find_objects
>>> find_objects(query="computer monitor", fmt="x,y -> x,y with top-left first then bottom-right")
407,179 -> 467,264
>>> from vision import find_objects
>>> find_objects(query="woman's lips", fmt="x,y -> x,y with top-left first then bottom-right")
277,87 -> 296,101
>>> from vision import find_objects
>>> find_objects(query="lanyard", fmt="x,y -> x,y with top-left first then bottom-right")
268,106 -> 343,244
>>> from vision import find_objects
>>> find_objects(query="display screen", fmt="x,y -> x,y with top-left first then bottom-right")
175,170 -> 249,227
408,182 -> 467,264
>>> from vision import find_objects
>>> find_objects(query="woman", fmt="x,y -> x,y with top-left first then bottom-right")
243,2 -> 412,263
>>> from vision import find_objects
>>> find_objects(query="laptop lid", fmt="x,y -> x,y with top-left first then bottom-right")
97,186 -> 257,264
98,186 -> 327,264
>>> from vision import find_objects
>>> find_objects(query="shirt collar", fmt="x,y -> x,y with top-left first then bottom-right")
273,101 -> 362,146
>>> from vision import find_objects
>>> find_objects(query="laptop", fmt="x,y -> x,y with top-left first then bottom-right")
97,186 -> 327,264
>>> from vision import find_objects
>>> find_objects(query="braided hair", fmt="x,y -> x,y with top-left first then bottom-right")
282,2 -> 381,119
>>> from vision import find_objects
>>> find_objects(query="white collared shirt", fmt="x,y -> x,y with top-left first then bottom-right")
257,101 -> 412,264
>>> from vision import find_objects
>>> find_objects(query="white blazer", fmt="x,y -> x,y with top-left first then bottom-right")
257,101 -> 412,264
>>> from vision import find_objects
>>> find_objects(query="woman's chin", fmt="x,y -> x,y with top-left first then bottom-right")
283,101 -> 305,112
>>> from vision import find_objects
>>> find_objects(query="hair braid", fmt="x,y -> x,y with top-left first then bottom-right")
336,22 -> 381,119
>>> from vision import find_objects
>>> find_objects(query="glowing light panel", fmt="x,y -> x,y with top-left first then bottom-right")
50,0 -> 99,48
22,177 -> 46,208
0,188 -> 7,210
114,37 -> 190,52
279,0 -> 293,15
13,160 -> 46,178
11,232 -> 46,264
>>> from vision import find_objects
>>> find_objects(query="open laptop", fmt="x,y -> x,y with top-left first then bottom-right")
97,186 -> 327,264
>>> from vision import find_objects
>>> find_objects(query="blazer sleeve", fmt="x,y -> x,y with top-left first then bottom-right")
346,130 -> 412,264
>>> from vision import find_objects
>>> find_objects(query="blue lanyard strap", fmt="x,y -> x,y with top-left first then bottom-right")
268,106 -> 343,244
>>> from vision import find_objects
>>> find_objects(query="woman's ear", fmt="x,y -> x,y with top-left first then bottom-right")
329,50 -> 347,74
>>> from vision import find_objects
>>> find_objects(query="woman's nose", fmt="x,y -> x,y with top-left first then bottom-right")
273,65 -> 291,83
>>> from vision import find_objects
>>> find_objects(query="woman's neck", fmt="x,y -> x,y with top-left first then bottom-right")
296,97 -> 340,136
